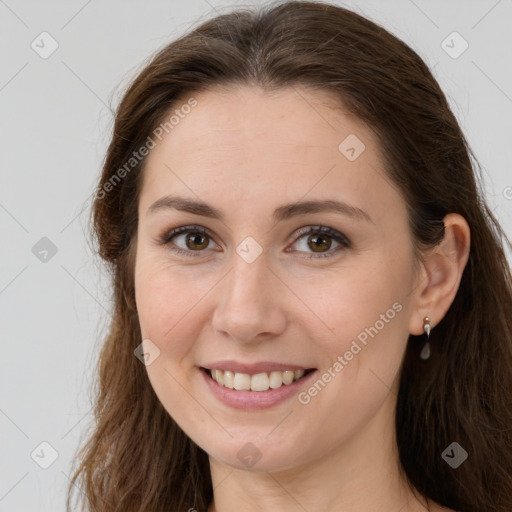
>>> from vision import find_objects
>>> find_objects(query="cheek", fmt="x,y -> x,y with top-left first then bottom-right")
135,255 -> 201,339
319,267 -> 396,326
134,258 -> 206,424
134,253 -> 225,374
294,265 -> 411,437
313,255 -> 413,376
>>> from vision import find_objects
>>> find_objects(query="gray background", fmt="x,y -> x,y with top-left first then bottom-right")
1,0 -> 511,509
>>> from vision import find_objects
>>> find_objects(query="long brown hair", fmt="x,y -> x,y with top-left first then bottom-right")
67,1 -> 512,511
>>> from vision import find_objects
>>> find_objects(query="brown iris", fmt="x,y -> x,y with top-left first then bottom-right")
185,232 -> 209,250
308,234 -> 332,252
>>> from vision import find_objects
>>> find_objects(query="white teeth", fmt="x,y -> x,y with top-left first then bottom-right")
233,372 -> 251,390
214,369 -> 224,386
294,369 -> 305,380
208,368 -> 309,391
269,371 -> 283,389
223,370 -> 234,389
282,370 -> 294,385
251,372 -> 270,391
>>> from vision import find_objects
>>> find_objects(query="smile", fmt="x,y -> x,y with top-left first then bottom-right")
202,367 -> 315,392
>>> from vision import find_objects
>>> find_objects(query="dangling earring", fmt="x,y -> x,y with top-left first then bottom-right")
420,316 -> 432,360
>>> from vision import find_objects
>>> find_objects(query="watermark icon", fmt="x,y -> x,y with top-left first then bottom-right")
503,186 -> 512,200
31,441 -> 59,469
134,338 -> 161,366
31,31 -> 59,59
237,442 -> 262,468
298,301 -> 403,404
236,236 -> 263,263
441,442 -> 468,469
441,31 -> 469,60
338,134 -> 366,161
95,97 -> 198,200
32,236 -> 58,263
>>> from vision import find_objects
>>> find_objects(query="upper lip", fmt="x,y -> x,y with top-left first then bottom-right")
201,360 -> 315,374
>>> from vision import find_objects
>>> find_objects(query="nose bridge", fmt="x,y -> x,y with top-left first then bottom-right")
230,250 -> 271,303
211,248 -> 286,342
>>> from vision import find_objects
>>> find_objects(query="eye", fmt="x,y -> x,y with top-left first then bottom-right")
156,225 -> 218,257
287,225 -> 351,259
156,224 -> 351,259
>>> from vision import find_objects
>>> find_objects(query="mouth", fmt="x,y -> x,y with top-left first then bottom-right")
200,367 -> 316,392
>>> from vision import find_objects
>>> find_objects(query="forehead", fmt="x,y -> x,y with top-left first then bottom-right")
149,85 -> 374,159
138,85 -> 399,223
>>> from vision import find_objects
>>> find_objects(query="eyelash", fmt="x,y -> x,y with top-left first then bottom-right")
156,224 -> 351,259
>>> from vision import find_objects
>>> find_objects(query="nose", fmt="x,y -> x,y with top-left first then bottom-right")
211,252 -> 287,344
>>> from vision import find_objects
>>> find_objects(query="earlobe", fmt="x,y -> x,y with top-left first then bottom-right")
409,213 -> 471,336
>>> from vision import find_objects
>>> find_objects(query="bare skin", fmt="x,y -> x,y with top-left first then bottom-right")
134,85 -> 469,512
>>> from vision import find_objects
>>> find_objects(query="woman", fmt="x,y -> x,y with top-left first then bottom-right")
67,1 -> 512,511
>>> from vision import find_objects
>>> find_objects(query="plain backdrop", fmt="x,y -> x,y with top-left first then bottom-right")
1,0 -> 511,509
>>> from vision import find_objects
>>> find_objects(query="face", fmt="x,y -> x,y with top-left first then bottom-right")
134,85 -> 419,472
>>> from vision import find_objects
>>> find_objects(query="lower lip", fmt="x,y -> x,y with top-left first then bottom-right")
200,367 -> 317,410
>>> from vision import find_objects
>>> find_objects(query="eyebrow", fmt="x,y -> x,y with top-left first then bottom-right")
146,195 -> 374,224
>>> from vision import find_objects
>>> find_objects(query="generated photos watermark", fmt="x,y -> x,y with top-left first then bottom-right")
95,97 -> 198,200
298,301 -> 403,405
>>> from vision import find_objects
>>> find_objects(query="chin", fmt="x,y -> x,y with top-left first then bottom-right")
199,433 -> 311,474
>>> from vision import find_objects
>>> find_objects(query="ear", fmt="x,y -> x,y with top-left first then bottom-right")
409,213 -> 471,335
